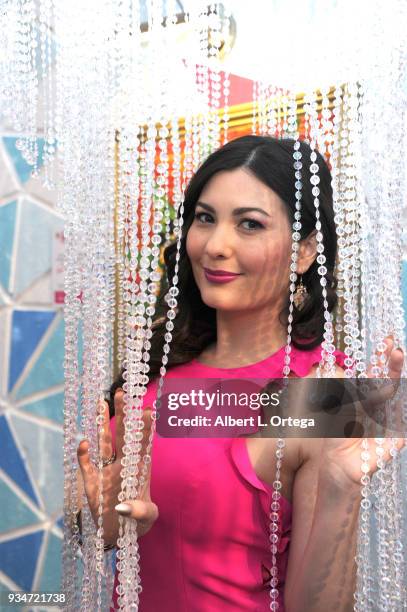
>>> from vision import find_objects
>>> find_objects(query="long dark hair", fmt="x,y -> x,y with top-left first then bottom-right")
109,135 -> 337,407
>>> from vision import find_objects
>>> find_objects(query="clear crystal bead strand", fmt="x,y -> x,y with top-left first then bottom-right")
221,50 -> 231,144
117,101 -> 144,612
118,4 -> 175,606
169,107 -> 182,239
352,80 -> 369,378
252,79 -> 259,135
61,222 -> 83,612
192,109 -> 203,173
115,117 -> 142,610
349,79 -> 366,376
0,4 -> 16,128
138,58 -> 174,501
162,2 -> 178,242
44,0 -> 57,189
14,0 -> 28,159
94,7 -> 118,606
56,4 -> 95,610
354,437 -> 374,611
207,3 -> 222,154
341,82 -> 363,378
57,3 -> 85,606
114,0 -> 138,371
266,84 -> 277,138
356,5 -> 407,606
14,0 -> 35,165
330,83 -> 345,351
196,6 -> 210,160
258,80 -> 268,136
319,86 -> 332,161
307,89 -> 337,377
38,0 -> 55,186
182,108 -> 194,194
384,26 -> 407,599
373,19 -> 407,606
356,61 -> 383,612
270,117 -> 303,612
276,88 -> 285,140
153,4 -> 171,245
13,0 -> 27,133
27,0 -> 39,172
281,89 -> 289,138
285,90 -> 297,141
302,92 -> 311,144
362,4 -> 392,381
374,435 -> 393,610
78,4 -> 116,607
77,3 -> 131,610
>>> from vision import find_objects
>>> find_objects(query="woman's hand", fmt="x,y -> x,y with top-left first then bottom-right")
320,336 -> 405,489
77,389 -> 158,546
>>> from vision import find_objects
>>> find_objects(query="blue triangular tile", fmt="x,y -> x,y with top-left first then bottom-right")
39,533 -> 62,592
21,392 -> 64,424
0,200 -> 17,292
9,414 -> 63,515
14,198 -> 62,296
0,530 -> 43,591
9,310 -> 55,392
2,137 -> 44,185
0,416 -> 39,506
0,478 -> 38,532
16,317 -> 64,400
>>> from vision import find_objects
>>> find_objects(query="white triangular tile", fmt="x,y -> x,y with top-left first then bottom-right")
0,146 -> 20,198
18,272 -> 53,306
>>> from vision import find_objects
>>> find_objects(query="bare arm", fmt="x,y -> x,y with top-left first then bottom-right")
284,438 -> 361,612
284,340 -> 404,611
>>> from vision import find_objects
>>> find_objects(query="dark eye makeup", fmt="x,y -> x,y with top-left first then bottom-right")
193,211 -> 265,230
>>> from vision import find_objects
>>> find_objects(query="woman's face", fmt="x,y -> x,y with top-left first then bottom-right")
186,168 -> 297,315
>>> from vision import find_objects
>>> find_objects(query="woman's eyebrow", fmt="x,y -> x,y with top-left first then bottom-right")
196,201 -> 271,217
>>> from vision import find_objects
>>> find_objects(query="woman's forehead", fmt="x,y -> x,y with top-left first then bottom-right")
199,169 -> 285,214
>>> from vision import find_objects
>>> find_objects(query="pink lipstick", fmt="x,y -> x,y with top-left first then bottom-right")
203,268 -> 241,284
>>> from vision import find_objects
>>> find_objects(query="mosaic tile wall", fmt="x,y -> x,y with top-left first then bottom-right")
1,132 -> 407,607
0,136 -> 64,604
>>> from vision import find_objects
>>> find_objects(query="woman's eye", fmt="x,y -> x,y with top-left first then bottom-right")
240,218 -> 264,230
193,212 -> 264,230
194,211 -> 213,223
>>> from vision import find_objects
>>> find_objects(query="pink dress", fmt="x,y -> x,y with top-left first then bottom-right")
110,344 -> 345,611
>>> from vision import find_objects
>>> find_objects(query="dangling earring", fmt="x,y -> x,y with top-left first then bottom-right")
293,275 -> 308,310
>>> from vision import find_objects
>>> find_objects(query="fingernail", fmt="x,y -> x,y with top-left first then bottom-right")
115,503 -> 131,516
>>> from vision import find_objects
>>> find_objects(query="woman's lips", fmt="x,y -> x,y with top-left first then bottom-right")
203,268 -> 241,284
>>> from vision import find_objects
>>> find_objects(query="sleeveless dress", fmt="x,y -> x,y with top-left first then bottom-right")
109,344 -> 346,611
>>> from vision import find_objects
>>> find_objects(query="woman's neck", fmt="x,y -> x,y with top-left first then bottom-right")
197,307 -> 287,368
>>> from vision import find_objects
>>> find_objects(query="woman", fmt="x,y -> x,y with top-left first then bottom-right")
77,136 -> 404,611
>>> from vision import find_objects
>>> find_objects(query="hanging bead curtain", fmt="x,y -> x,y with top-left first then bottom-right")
1,0 -> 407,610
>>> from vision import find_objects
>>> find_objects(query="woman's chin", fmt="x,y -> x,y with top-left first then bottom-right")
199,292 -> 245,312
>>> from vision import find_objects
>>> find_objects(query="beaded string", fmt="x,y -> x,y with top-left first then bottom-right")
268,94 -> 303,612
307,89 -> 337,377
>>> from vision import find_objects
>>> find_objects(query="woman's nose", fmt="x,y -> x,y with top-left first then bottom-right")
203,224 -> 234,259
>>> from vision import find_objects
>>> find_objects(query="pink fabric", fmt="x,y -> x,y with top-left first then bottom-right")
110,344 -> 345,611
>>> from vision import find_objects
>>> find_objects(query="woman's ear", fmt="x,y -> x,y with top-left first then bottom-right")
297,230 -> 318,274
